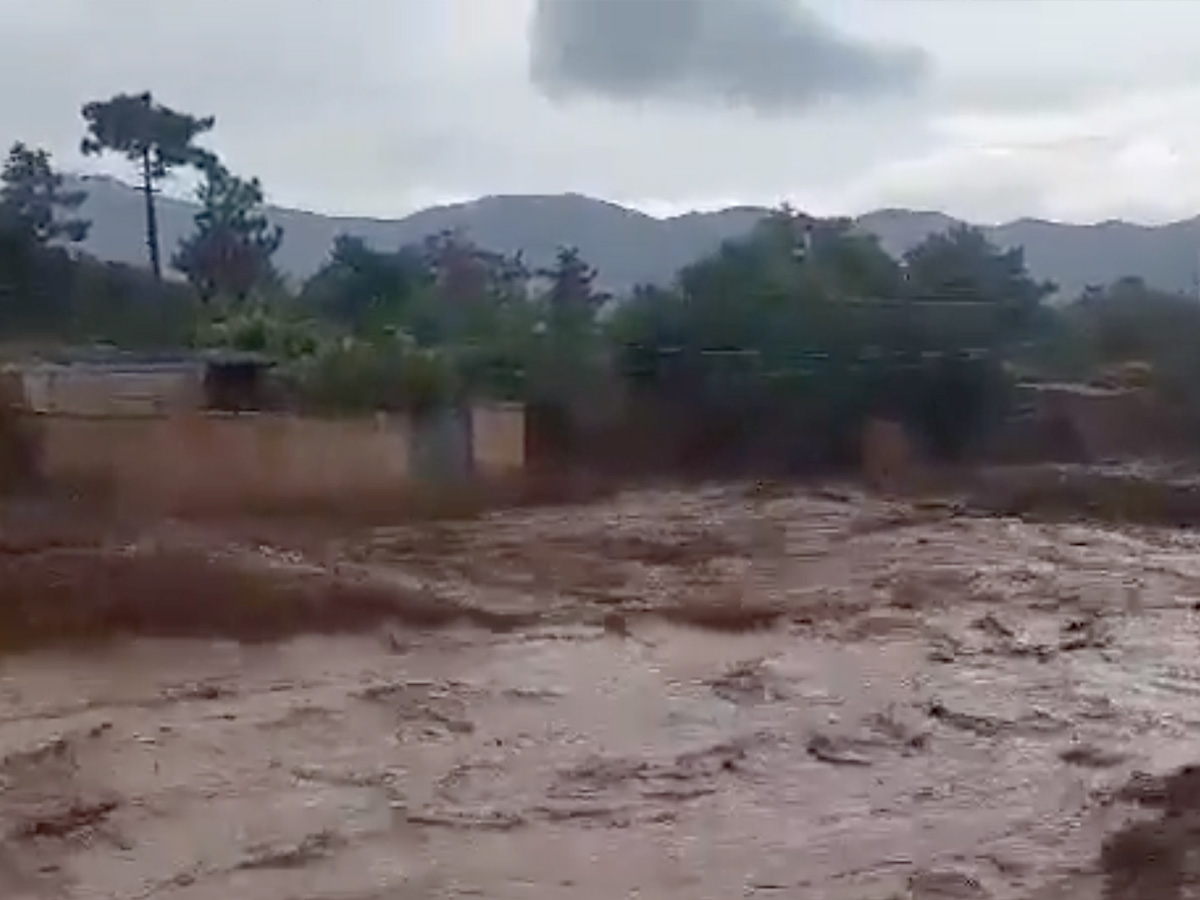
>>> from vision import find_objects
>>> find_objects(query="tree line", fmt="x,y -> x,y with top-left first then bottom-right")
2,91 -> 1198,468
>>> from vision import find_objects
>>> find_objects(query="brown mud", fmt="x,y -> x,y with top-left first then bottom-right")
3,480 -> 1200,898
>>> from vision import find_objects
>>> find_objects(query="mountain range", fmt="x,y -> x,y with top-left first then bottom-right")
68,174 -> 1200,300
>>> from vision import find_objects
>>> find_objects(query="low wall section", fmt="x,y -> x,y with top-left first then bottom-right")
36,403 -> 525,512
40,413 -> 411,510
470,402 -> 525,475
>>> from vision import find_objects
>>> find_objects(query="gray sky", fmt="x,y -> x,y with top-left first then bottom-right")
3,0 -> 1199,224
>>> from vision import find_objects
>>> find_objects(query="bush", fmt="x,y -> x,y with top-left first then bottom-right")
192,299 -> 322,359
285,334 -> 461,415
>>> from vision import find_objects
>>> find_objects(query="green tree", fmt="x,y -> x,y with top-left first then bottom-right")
539,246 -> 608,320
1068,277 -> 1199,362
901,225 -> 1056,341
172,162 -> 283,302
417,230 -> 528,345
608,210 -> 1027,465
300,235 -> 429,328
423,230 -> 495,307
80,91 -> 215,279
0,142 -> 90,245
1056,277 -> 1200,407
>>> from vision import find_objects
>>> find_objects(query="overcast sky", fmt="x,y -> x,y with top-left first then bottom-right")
3,0 -> 1199,224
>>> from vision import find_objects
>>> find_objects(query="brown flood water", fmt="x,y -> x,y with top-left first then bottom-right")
3,484 -> 1200,899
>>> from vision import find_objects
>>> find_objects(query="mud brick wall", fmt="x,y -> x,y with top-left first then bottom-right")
34,403 -> 527,513
37,412 -> 413,512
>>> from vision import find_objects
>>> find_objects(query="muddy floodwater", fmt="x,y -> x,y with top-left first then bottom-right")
4,484 -> 1200,899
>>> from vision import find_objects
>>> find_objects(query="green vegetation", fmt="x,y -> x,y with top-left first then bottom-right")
0,143 -> 89,246
2,92 -> 1199,469
173,162 -> 283,303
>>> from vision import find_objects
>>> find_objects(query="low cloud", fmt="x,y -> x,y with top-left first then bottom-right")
529,0 -> 929,113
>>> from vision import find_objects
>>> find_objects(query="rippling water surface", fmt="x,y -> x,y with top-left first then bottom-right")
3,485 -> 1200,898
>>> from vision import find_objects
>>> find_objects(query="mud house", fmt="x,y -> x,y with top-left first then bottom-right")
9,351 -> 525,510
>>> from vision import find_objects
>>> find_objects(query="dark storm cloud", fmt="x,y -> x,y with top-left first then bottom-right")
529,0 -> 929,113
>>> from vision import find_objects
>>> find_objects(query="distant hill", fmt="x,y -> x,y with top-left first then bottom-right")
69,175 -> 1200,299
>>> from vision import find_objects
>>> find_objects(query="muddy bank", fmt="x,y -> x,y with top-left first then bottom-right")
4,484 -> 1200,897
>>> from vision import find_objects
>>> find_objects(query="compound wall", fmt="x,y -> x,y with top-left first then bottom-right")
36,403 -> 525,514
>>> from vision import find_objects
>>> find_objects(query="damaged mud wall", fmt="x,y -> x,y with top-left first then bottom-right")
1063,385 -> 1177,460
991,383 -> 1180,464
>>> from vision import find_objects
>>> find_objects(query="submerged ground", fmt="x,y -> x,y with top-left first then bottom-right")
2,482 -> 1199,899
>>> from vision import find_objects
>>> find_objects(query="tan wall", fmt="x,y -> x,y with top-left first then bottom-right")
39,412 -> 412,511
470,402 -> 526,475
22,366 -> 205,417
